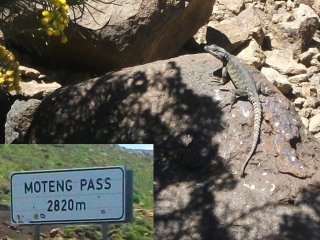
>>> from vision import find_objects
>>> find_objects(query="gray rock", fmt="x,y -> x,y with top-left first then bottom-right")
237,39 -> 266,69
288,74 -> 309,84
309,113 -> 320,133
217,0 -> 245,14
261,66 -> 292,94
309,73 -> 320,98
299,107 -> 312,118
269,3 -> 319,55
300,116 -> 309,129
18,65 -> 41,79
265,49 -> 307,75
19,80 -> 61,98
303,97 -> 320,108
299,47 -> 319,65
293,97 -> 306,108
5,99 -> 41,143
3,0 -> 213,71
207,7 -> 265,49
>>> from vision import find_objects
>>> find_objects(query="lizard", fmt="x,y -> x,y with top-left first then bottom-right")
204,44 -> 262,177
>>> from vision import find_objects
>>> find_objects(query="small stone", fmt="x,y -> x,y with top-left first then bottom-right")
310,58 -> 320,67
9,225 -> 17,230
299,48 -> 319,65
314,132 -> 320,139
309,114 -> 320,133
294,97 -> 305,108
292,85 -> 303,98
19,80 -> 61,98
301,82 -> 318,98
299,108 -> 312,118
18,65 -> 41,79
40,233 -> 47,238
49,228 -> 60,238
311,109 -> 320,117
288,74 -> 308,84
237,39 -> 266,68
300,117 -> 309,129
218,0 -> 244,14
286,0 -> 294,10
265,49 -> 307,75
303,97 -> 320,108
38,74 -> 47,80
272,12 -> 293,23
307,66 -> 320,76
261,67 -> 292,94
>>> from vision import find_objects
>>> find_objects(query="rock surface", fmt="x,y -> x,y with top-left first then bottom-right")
5,99 -> 41,144
3,0 -> 214,71
18,81 -> 61,98
207,7 -> 265,49
309,113 -> 320,133
22,53 -> 320,239
264,49 -> 307,75
261,67 -> 292,94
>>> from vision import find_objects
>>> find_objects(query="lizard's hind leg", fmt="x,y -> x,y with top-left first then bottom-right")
228,89 -> 248,112
256,81 -> 276,96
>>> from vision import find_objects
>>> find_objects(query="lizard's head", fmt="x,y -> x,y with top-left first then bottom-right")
204,44 -> 228,61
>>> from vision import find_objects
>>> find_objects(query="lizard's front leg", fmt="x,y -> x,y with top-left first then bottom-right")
209,66 -> 230,86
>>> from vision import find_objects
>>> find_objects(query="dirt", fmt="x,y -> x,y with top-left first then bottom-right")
0,205 -> 34,239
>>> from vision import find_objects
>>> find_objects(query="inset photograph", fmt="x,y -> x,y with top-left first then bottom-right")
0,144 -> 153,240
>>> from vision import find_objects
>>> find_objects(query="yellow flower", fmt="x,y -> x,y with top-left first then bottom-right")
60,35 -> 68,44
46,27 -> 55,36
58,0 -> 67,5
64,18 -> 70,25
52,20 -> 58,27
42,10 -> 50,16
41,17 -> 50,26
7,77 -> 14,82
0,77 -> 4,84
61,5 -> 69,12
53,29 -> 61,36
58,24 -> 65,31
5,70 -> 14,76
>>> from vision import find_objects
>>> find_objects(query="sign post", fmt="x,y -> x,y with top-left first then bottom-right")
11,166 -> 133,239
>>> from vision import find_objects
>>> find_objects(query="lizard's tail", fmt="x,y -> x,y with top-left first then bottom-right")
241,95 -> 262,177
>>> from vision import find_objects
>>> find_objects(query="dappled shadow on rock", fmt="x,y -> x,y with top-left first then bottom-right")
25,58 -> 238,239
155,162 -> 236,240
265,183 -> 320,240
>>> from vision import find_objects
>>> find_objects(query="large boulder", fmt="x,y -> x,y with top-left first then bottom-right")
23,52 -> 320,239
3,0 -> 214,71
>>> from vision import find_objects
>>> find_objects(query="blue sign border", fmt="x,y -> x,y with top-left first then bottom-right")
11,166 -> 126,225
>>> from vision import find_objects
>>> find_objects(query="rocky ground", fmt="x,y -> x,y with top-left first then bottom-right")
0,0 -> 320,239
196,0 -> 320,140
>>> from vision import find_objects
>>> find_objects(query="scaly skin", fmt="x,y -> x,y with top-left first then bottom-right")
204,44 -> 262,177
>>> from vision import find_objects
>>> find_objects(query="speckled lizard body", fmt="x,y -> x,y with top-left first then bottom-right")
204,44 -> 262,177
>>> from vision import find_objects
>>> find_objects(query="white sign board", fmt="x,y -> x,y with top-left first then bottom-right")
11,166 -> 125,224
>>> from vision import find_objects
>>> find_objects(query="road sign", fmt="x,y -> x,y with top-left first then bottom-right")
11,166 -> 126,224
